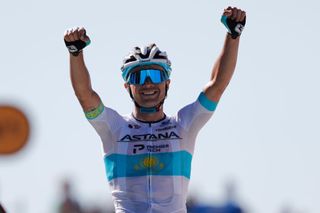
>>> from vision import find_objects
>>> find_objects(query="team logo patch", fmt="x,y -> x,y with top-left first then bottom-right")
128,124 -> 141,129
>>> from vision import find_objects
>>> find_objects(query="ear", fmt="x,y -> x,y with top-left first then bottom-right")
124,83 -> 130,92
165,79 -> 171,89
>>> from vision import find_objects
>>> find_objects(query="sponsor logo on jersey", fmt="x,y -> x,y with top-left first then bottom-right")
133,144 -> 169,154
118,131 -> 181,142
156,125 -> 176,132
133,144 -> 145,154
160,120 -> 171,126
128,124 -> 141,129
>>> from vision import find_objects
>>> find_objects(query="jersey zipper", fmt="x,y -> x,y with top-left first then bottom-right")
148,123 -> 152,212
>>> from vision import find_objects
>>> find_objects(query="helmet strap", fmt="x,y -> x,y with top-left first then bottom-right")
128,85 -> 168,114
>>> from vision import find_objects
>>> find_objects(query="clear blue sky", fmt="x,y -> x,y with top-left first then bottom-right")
1,0 -> 320,212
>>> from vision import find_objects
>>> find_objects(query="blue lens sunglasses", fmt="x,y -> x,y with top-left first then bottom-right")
127,69 -> 169,85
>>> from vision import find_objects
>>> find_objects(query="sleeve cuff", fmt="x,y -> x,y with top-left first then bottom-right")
85,102 -> 105,120
198,92 -> 218,111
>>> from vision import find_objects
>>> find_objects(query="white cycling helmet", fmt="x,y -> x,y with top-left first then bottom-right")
121,43 -> 172,82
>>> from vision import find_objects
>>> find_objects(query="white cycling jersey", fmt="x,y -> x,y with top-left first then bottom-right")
87,92 -> 217,213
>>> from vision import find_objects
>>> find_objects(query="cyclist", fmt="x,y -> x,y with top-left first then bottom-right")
64,6 -> 246,213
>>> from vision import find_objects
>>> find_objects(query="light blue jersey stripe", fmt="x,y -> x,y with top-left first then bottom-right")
104,151 -> 192,181
198,92 -> 218,111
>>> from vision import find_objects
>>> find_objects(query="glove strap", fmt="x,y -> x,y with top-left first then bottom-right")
64,39 -> 91,56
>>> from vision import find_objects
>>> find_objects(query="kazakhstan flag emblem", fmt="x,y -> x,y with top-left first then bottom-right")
134,156 -> 165,172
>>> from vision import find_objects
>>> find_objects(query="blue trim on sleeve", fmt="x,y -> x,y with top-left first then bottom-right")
198,92 -> 218,111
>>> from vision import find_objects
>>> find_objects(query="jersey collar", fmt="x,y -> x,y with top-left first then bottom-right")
131,113 -> 168,127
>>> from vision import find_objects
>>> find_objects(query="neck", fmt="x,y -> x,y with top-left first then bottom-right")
133,106 -> 165,122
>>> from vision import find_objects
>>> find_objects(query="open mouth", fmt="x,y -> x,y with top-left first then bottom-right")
140,90 -> 158,96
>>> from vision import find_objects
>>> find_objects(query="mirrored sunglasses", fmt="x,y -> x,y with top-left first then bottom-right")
127,69 -> 169,85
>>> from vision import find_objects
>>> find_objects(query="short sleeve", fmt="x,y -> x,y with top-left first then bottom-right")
177,92 -> 218,136
86,103 -> 124,153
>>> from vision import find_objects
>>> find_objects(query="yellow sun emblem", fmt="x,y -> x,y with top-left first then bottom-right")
134,156 -> 165,172
143,156 -> 158,168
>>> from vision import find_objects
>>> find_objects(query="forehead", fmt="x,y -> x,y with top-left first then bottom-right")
130,64 -> 165,73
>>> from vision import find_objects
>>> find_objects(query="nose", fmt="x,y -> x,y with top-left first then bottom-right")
143,77 -> 153,85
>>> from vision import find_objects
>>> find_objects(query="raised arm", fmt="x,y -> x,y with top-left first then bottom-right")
204,7 -> 246,102
64,27 -> 101,112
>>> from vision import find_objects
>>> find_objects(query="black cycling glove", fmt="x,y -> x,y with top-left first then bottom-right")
64,39 -> 91,56
221,15 -> 246,39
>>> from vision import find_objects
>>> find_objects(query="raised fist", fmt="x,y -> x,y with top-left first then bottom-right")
221,7 -> 246,39
64,27 -> 91,56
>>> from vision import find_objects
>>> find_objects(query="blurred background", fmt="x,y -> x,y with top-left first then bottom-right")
1,0 -> 320,212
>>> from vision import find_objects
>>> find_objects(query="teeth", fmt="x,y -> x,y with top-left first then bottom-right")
142,91 -> 156,95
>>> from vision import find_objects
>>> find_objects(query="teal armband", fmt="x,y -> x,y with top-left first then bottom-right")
198,92 -> 218,111
85,102 -> 104,119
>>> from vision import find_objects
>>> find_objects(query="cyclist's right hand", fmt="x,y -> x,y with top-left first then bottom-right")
64,27 -> 91,56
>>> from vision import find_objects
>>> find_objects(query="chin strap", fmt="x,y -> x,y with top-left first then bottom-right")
129,85 -> 168,114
